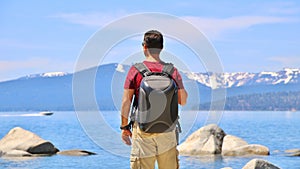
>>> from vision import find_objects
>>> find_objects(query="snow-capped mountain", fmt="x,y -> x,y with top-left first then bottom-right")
20,72 -> 70,79
16,66 -> 300,89
185,68 -> 300,89
19,64 -> 125,80
0,63 -> 299,111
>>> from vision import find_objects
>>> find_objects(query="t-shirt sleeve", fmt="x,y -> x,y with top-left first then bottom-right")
124,66 -> 137,89
172,68 -> 184,89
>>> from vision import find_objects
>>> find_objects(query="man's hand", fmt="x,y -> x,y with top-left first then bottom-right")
121,129 -> 132,145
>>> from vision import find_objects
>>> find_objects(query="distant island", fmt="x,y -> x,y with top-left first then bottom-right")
0,63 -> 299,111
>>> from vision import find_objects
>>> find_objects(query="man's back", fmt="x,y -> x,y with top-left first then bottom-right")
120,30 -> 187,169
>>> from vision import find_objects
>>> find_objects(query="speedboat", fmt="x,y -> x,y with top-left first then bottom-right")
39,111 -> 54,116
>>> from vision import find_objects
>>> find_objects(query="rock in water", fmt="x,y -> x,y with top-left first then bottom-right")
242,159 -> 281,169
178,124 -> 226,155
285,149 -> 300,156
222,135 -> 269,156
57,149 -> 97,156
222,135 -> 248,152
4,150 -> 32,157
223,144 -> 269,156
0,127 -> 59,156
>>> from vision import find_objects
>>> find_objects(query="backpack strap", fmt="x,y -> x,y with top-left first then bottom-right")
134,63 -> 151,77
162,63 -> 175,76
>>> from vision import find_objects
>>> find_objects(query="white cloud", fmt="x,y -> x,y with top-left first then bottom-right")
265,1 -> 300,15
0,58 -> 74,81
0,58 -> 48,71
51,12 -> 127,27
0,39 -> 48,50
268,56 -> 300,67
182,15 -> 296,39
268,6 -> 300,15
52,12 -> 297,40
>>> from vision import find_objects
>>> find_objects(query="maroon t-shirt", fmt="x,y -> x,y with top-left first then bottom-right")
124,61 -> 184,98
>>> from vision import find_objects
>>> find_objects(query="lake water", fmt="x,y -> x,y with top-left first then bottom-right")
0,111 -> 299,169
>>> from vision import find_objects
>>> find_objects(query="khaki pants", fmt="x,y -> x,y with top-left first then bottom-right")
130,124 -> 179,169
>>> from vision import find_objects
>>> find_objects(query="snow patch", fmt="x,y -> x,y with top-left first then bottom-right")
41,72 -> 68,77
21,72 -> 69,79
116,64 -> 125,73
260,71 -> 278,76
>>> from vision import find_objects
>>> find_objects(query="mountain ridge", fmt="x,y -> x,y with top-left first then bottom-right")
14,64 -> 300,89
0,63 -> 299,111
185,67 -> 300,89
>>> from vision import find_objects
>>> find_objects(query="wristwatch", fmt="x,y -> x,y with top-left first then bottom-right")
120,124 -> 131,130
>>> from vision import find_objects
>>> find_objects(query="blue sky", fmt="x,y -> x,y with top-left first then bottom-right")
1,0 -> 300,82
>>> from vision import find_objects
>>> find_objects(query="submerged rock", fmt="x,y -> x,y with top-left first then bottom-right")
285,149 -> 300,156
178,124 -> 226,155
242,159 -> 281,169
57,149 -> 97,156
0,127 -> 59,157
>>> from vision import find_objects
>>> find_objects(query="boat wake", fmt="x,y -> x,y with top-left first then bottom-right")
0,112 -> 54,117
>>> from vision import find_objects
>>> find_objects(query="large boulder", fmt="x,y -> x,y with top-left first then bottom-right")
178,124 -> 270,157
222,135 -> 248,152
242,159 -> 281,169
222,135 -> 269,156
178,124 -> 226,155
0,127 -> 59,157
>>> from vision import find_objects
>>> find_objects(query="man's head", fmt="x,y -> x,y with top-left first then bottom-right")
143,30 -> 163,55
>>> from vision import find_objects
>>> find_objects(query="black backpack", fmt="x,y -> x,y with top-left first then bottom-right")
132,62 -> 178,133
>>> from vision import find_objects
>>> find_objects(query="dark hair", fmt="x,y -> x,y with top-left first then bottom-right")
143,30 -> 163,54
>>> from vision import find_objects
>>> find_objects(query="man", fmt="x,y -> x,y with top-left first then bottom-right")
120,30 -> 188,169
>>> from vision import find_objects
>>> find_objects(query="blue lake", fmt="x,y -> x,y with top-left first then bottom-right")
0,111 -> 299,169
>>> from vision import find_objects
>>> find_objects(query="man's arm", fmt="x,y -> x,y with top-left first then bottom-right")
121,89 -> 135,126
178,89 -> 188,106
120,89 -> 135,145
